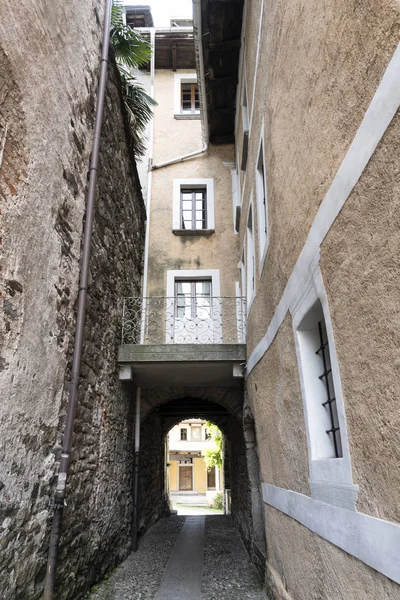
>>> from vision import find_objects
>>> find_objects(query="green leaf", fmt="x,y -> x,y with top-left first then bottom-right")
110,1 -> 157,157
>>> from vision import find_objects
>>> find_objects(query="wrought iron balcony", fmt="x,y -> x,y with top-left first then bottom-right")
121,296 -> 246,345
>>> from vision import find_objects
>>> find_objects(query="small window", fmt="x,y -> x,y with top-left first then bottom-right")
297,300 -> 343,459
207,466 -> 216,489
126,12 -> 145,28
181,82 -> 200,113
246,206 -> 255,307
191,426 -> 202,442
173,179 -> 214,234
256,138 -> 268,270
181,187 -> 207,230
180,428 -> 188,441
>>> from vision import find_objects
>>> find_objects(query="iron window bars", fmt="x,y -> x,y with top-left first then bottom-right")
316,321 -> 343,458
180,188 -> 207,230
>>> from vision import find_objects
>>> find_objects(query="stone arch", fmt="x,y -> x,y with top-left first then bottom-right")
137,389 -> 255,554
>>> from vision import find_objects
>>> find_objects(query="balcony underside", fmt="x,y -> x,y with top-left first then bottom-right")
118,344 -> 246,388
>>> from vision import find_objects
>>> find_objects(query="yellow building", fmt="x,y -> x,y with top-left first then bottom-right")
167,420 -> 223,504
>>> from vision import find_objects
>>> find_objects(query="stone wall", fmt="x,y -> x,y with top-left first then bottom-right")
138,411 -> 168,534
0,3 -> 146,596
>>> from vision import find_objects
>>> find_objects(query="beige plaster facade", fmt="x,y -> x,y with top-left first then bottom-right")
138,3 -> 400,597
146,69 -> 238,302
234,0 -> 400,597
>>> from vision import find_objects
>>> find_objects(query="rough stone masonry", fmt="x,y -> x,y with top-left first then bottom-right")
0,2 -> 146,598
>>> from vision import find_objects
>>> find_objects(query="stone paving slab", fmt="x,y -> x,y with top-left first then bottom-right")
89,515 -> 267,600
154,516 -> 205,600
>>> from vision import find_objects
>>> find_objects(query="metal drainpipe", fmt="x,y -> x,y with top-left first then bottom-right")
131,387 -> 141,551
43,1 -> 112,597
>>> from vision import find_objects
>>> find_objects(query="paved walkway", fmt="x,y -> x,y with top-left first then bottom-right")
89,515 -> 266,600
170,493 -> 223,515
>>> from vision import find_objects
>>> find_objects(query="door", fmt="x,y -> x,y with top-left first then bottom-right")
179,466 -> 193,491
174,280 -> 213,343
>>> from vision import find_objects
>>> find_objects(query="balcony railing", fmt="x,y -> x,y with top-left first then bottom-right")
121,296 -> 246,345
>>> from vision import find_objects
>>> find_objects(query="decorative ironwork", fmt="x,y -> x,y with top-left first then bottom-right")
316,321 -> 342,458
121,296 -> 246,345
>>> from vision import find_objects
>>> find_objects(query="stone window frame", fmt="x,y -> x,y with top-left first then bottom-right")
255,123 -> 269,275
245,199 -> 256,313
290,258 -> 358,510
172,178 -> 215,235
173,73 -> 201,120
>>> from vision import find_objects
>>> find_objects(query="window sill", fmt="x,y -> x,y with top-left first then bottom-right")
173,229 -> 215,237
174,113 -> 201,120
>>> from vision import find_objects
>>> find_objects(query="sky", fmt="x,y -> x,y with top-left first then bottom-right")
124,0 -> 193,27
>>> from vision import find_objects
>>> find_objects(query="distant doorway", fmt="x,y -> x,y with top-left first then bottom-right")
179,465 -> 193,491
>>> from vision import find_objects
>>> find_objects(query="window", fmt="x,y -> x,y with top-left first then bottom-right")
173,179 -> 214,234
246,205 -> 256,309
207,466 -> 216,489
256,134 -> 268,272
240,75 -> 249,171
175,280 -> 211,323
180,428 -> 188,441
180,188 -> 207,230
181,82 -> 200,113
126,12 -> 145,27
166,269 -> 221,344
297,301 -> 342,460
291,262 -> 358,510
174,73 -> 201,119
191,426 -> 202,442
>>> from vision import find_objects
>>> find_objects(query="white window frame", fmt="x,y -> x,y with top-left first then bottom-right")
166,269 -> 221,343
246,201 -> 256,312
173,73 -> 200,119
290,260 -> 358,510
173,178 -> 215,233
255,125 -> 269,274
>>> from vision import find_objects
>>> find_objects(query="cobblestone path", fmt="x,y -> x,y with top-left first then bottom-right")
89,515 -> 266,600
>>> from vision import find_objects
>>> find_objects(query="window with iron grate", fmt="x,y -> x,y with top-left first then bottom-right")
297,300 -> 343,459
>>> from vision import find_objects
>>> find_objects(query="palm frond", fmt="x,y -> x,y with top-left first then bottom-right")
110,4 -> 151,68
110,1 -> 157,157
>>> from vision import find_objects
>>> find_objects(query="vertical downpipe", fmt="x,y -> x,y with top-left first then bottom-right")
43,1 -> 112,598
131,386 -> 141,551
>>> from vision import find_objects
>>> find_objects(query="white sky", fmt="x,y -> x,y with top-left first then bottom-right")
124,0 -> 193,27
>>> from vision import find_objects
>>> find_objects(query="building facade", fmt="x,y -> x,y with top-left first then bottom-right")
120,1 -> 400,599
167,419 -> 223,502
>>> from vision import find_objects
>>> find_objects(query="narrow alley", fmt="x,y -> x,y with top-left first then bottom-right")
89,516 -> 265,600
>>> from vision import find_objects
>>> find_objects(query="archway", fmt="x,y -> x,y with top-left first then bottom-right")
136,391 -> 258,555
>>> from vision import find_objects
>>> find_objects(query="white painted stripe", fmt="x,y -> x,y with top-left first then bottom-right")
262,483 -> 400,584
247,42 -> 400,375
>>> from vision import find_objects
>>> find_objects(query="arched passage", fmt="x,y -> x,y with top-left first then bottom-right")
136,388 -> 265,565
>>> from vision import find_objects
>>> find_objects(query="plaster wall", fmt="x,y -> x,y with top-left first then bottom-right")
237,0 -> 400,355
234,0 -> 400,595
194,457 -> 207,493
169,460 -> 178,492
264,505 -> 400,600
147,70 -> 239,302
153,69 -> 202,164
